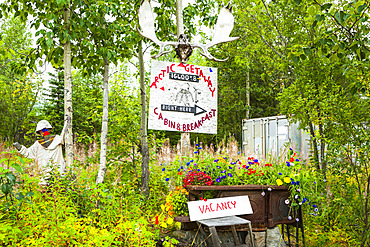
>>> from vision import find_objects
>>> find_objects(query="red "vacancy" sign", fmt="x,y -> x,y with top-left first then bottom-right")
187,195 -> 253,221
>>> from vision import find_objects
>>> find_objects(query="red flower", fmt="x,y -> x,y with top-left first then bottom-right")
155,215 -> 159,225
289,157 -> 294,162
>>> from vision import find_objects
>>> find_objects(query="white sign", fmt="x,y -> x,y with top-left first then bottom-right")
187,196 -> 253,221
148,60 -> 218,134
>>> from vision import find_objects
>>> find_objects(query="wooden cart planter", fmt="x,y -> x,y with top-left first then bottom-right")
175,184 -> 297,230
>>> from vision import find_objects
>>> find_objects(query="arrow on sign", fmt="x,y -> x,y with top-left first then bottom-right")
161,104 -> 207,116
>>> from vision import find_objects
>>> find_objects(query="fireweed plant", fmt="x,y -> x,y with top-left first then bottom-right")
161,145 -> 323,218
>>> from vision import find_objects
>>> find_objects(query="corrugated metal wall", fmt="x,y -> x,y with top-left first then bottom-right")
242,116 -> 311,159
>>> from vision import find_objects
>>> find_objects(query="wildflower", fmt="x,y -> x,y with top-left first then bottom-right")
296,181 -> 300,185
187,162 -> 190,166
276,179 -> 283,186
162,168 -> 165,172
216,178 -> 221,183
297,188 -> 301,192
198,147 -> 202,149
288,216 -> 292,220
254,159 -> 258,163
165,178 -> 169,181
295,159 -> 299,162
278,172 -> 282,175
221,170 -> 226,173
314,208 -> 319,212
291,181 -> 296,185
295,218 -> 300,222
228,173 -> 233,177
194,163 -> 197,166
214,159 -> 219,162
268,187 -> 272,191
286,162 -> 291,167
195,144 -> 199,146
181,165 -> 184,169
155,215 -> 159,225
229,166 -> 233,169
178,168 -> 181,172
285,199 -> 290,204
194,151 -> 199,154
190,160 -> 193,162
261,192 -> 265,196
289,157 -> 295,162
313,204 -> 317,208
294,195 -> 299,200
284,177 -> 290,183
231,162 -> 236,165
302,198 -> 308,203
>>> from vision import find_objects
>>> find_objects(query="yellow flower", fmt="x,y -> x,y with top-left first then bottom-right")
284,177 -> 291,183
276,179 -> 283,186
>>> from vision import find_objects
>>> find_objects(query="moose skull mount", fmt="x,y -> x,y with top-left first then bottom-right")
136,0 -> 240,63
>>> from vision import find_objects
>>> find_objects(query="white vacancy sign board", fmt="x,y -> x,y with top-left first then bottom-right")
148,60 -> 218,134
187,196 -> 253,221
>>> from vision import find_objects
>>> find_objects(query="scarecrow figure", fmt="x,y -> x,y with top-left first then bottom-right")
13,119 -> 68,185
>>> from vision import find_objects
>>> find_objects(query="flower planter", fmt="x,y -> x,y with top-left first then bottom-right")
175,184 -> 296,229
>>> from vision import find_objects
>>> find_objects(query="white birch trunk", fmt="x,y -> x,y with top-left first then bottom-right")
96,57 -> 109,184
64,5 -> 73,169
139,42 -> 149,196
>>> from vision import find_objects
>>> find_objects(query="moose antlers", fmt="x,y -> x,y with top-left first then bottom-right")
136,0 -> 240,62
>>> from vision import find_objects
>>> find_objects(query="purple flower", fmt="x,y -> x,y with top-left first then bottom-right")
286,162 -> 291,167
195,144 -> 199,146
165,178 -> 169,181
162,168 -> 165,171
221,170 -> 226,173
216,178 -> 221,183
198,147 -> 202,149
217,166 -> 221,169
187,162 -> 190,166
288,216 -> 292,220
296,181 -> 300,185
278,172 -> 282,175
194,151 -> 199,154
178,168 -> 180,172
197,169 -> 200,171
313,204 -> 317,208
254,159 -> 258,163
295,159 -> 299,162
295,218 -> 299,222
194,163 -> 197,166
181,166 -> 183,169
190,160 -> 194,162
229,166 -> 233,169
314,208 -> 319,212
228,173 -> 232,177
214,159 -> 219,162
231,162 -> 236,165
